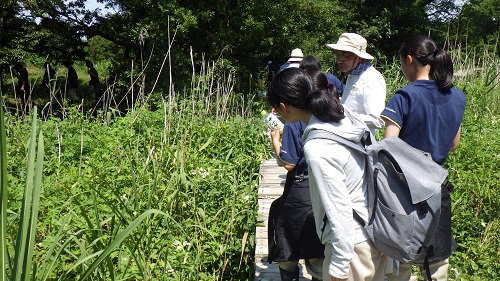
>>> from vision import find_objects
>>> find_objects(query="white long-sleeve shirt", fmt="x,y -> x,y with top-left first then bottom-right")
341,66 -> 386,136
302,109 -> 370,279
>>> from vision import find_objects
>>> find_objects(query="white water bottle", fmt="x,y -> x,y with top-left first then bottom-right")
261,110 -> 283,133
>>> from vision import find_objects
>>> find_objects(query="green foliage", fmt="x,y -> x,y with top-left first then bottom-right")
458,0 -> 500,54
0,1 -> 35,66
2,69 -> 269,279
3,0 -> 497,96
1,105 -> 45,281
445,64 -> 500,280
1,1 -> 499,278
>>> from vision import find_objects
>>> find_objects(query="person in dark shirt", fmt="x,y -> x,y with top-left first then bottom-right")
62,61 -> 80,102
85,60 -> 100,101
268,119 -> 324,281
382,35 -> 466,281
14,63 -> 31,111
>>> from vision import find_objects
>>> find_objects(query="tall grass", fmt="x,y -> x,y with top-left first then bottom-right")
447,50 -> 500,280
0,94 -> 45,281
1,45 -> 269,280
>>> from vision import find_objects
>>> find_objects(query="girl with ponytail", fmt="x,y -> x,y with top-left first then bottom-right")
268,68 -> 386,281
382,35 -> 466,281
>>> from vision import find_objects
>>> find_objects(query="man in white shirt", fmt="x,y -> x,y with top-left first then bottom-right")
326,33 -> 386,136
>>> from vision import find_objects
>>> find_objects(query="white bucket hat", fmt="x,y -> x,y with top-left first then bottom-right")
326,33 -> 374,60
288,48 -> 304,62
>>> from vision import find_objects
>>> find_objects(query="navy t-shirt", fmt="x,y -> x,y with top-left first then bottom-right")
279,121 -> 308,173
381,80 -> 466,165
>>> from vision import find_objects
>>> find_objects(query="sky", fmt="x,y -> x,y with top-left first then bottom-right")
85,0 -> 114,15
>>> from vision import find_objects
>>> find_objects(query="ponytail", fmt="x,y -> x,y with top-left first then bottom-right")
430,48 -> 453,90
309,88 -> 344,122
304,68 -> 344,122
399,35 -> 454,90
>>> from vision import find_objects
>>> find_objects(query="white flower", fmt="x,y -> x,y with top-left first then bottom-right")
173,240 -> 183,250
199,168 -> 209,178
191,168 -> 210,178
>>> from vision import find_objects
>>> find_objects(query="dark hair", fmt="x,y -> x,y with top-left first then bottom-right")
299,55 -> 322,70
399,35 -> 453,90
267,68 -> 344,123
304,68 -> 340,98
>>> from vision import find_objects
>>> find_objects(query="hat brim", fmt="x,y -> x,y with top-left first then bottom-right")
288,57 -> 303,62
326,43 -> 374,60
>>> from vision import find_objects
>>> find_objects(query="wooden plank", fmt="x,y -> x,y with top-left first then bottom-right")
258,187 -> 284,197
255,259 -> 313,280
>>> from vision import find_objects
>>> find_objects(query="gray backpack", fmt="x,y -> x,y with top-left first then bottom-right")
305,129 -> 448,276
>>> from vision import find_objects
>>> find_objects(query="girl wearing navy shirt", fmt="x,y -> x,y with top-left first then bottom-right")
381,35 -> 466,281
268,120 -> 324,281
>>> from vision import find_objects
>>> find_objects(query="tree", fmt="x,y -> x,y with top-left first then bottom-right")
1,0 -> 491,96
335,0 -> 461,59
0,1 -> 36,66
457,0 -> 500,55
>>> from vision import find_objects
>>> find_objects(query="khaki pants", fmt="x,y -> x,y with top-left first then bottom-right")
323,240 -> 386,281
386,259 -> 449,281
387,259 -> 448,281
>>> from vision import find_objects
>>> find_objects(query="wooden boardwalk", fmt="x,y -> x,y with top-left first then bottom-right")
254,156 -> 313,281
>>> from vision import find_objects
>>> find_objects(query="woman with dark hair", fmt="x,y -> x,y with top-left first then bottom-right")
381,35 -> 466,281
299,55 -> 344,97
267,67 -> 325,281
268,68 -> 385,281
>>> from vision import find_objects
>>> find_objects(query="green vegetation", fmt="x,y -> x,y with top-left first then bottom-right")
447,63 -> 500,280
0,51 -> 498,279
1,62 -> 270,279
0,0 -> 499,279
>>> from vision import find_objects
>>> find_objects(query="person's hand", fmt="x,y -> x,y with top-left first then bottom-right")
269,126 -> 281,142
330,276 -> 347,281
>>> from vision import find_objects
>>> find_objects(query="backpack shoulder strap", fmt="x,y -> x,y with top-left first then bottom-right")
305,129 -> 370,227
304,129 -> 367,155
